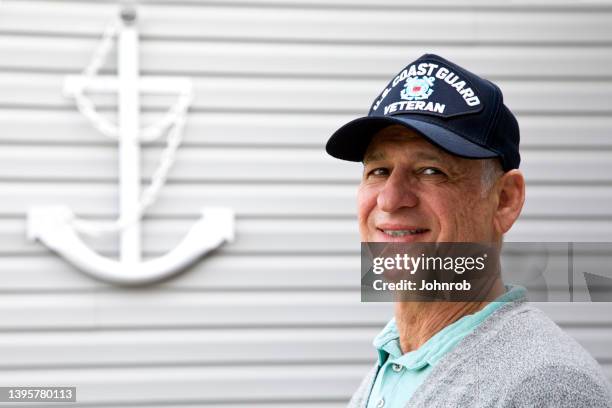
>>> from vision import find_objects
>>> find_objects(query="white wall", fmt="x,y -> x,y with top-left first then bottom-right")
0,0 -> 611,406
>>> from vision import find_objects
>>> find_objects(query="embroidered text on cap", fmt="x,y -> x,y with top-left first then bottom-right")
371,62 -> 483,118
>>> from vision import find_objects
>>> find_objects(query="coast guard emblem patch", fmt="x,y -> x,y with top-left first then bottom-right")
400,76 -> 435,101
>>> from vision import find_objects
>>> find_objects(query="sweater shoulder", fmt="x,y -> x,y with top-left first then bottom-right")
500,362 -> 612,407
482,303 -> 599,368
465,302 -> 612,399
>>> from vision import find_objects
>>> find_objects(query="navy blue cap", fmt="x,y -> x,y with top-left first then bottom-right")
326,54 -> 520,171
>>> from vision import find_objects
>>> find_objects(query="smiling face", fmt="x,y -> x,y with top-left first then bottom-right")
358,125 -> 508,243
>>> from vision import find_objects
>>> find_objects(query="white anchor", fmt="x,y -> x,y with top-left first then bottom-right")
26,7 -> 235,285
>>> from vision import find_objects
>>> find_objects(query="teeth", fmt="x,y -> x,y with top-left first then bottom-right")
383,229 -> 426,237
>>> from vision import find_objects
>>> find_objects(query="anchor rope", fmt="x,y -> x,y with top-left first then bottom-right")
68,17 -> 193,236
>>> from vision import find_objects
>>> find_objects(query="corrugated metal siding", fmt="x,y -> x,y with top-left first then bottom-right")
0,0 -> 611,406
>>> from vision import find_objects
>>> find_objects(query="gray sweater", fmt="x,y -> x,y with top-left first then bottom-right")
348,300 -> 612,407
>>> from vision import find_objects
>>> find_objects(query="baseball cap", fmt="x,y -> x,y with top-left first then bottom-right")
325,54 -> 520,171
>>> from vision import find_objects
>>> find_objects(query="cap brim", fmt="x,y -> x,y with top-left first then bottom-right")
325,116 -> 499,162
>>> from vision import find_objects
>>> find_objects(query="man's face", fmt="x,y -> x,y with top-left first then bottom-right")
357,125 -> 499,243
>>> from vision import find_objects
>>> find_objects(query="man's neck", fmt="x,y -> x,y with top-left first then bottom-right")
394,280 -> 507,354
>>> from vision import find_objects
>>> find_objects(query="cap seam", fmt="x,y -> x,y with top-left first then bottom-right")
483,80 -> 503,146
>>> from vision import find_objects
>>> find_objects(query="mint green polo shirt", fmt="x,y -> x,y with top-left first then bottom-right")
366,286 -> 526,408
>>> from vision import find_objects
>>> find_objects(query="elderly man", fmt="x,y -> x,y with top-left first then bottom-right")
326,54 -> 612,407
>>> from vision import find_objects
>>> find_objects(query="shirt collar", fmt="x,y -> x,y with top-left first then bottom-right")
372,317 -> 402,366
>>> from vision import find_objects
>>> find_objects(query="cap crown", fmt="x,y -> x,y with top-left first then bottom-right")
367,54 -> 520,170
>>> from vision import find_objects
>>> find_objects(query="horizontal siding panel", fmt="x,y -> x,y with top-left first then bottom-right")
523,186 -> 612,217
0,110 -> 352,146
1,183 -> 611,218
0,327 -> 378,367
2,218 -> 612,256
0,364 -> 367,403
2,248 -> 601,292
0,146 -> 360,183
46,404 -> 346,408
1,73 -> 612,114
1,327 -> 609,369
0,146 -> 610,183
7,404 -> 348,408
505,220 -> 612,242
0,363 -> 608,406
0,247 -> 608,292
1,2 -> 611,43
0,218 -> 360,255
538,303 -> 612,326
1,292 -> 612,329
3,111 -> 612,148
3,36 -> 612,79
57,0 -> 612,8
0,255 -> 359,290
0,292 -> 389,329
518,116 -> 612,148
4,183 -> 359,217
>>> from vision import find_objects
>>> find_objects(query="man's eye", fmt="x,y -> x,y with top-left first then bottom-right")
420,167 -> 444,176
367,168 -> 388,177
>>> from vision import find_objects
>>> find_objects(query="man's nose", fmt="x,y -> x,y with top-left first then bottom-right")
376,171 -> 419,212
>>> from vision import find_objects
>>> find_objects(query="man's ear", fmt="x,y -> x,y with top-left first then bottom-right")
493,170 -> 525,234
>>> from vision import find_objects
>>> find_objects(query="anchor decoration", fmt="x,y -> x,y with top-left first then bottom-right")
27,7 -> 235,285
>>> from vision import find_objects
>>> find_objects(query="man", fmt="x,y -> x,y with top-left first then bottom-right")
326,54 -> 612,407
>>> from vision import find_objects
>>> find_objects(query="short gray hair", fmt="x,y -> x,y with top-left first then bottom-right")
480,159 -> 504,197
